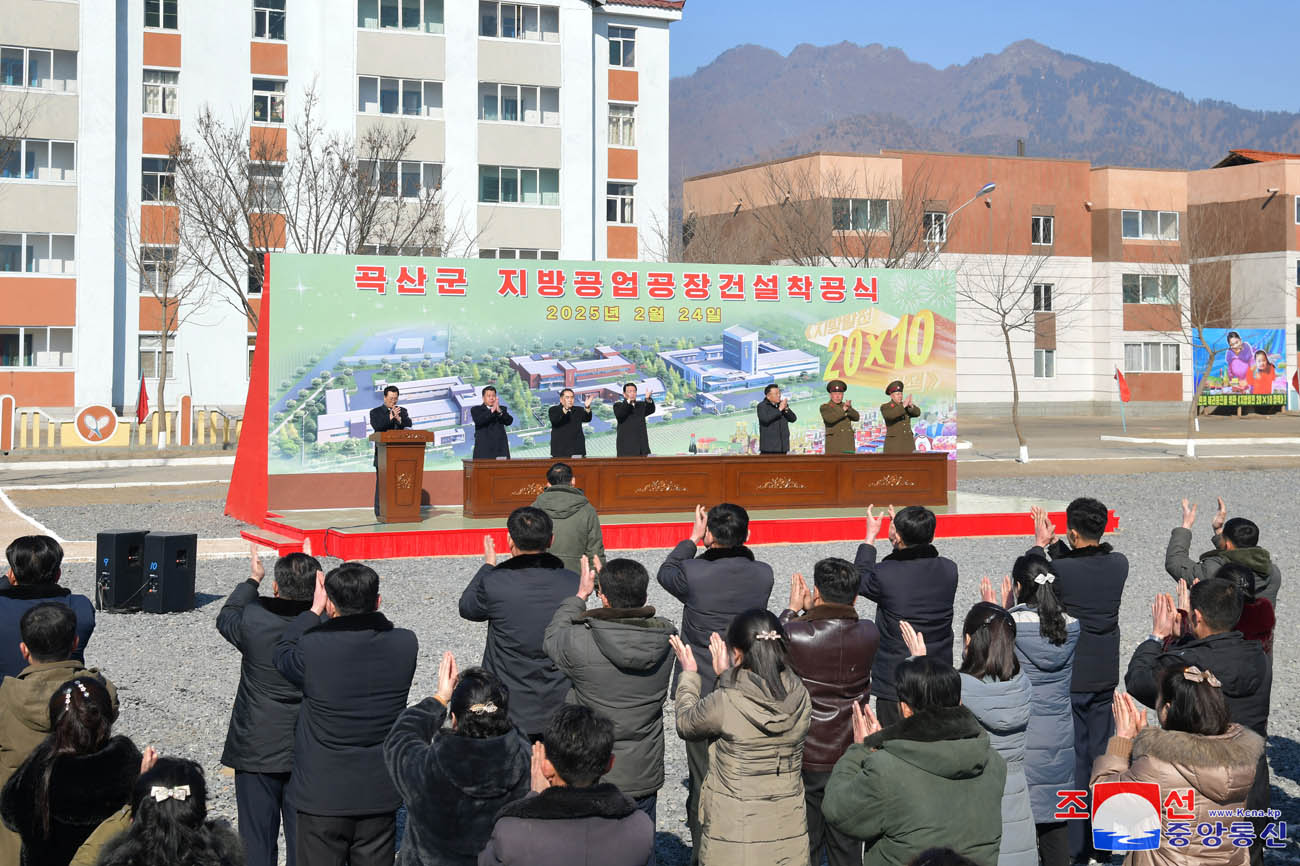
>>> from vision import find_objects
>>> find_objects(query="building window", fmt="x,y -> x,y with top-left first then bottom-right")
138,334 -> 175,379
1121,209 -> 1179,241
0,326 -> 73,368
478,83 -> 559,125
478,165 -> 559,206
357,243 -> 441,256
0,139 -> 76,182
141,157 -> 174,202
608,104 -> 634,146
358,0 -> 444,33
247,336 -> 257,378
1031,215 -> 1053,246
609,26 -> 635,67
1033,283 -> 1052,312
923,211 -> 946,243
358,76 -> 442,117
139,246 -> 177,294
831,198 -> 889,232
249,163 -> 285,210
145,0 -> 178,30
480,248 -> 558,260
606,182 -> 634,224
478,2 -> 559,41
1,46 -> 74,92
253,0 -> 286,39
0,232 -> 75,274
1034,348 -> 1055,379
360,159 -> 441,199
1294,195 -> 1299,225
1124,342 -> 1181,373
1121,273 -> 1178,305
252,78 -> 285,124
142,69 -> 178,116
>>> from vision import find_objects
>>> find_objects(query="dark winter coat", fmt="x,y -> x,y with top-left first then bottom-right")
384,697 -> 531,866
530,485 -> 605,576
543,596 -> 676,798
880,401 -> 920,454
824,706 -> 1007,866
1031,541 -> 1128,693
960,672 -> 1036,866
273,610 -> 418,816
216,580 -> 312,772
1008,604 -> 1080,822
854,543 -> 958,702
820,400 -> 859,455
94,819 -> 245,866
478,784 -> 654,866
459,553 -> 579,737
0,583 -> 95,680
613,398 -> 654,456
370,404 -> 413,466
779,603 -> 879,772
470,404 -> 513,459
0,735 -> 140,866
756,399 -> 797,453
655,542 -> 774,696
0,660 -> 118,788
1163,528 -> 1281,606
548,404 -> 591,458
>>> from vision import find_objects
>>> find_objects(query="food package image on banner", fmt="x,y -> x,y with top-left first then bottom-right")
265,255 -> 958,474
1192,328 -> 1288,408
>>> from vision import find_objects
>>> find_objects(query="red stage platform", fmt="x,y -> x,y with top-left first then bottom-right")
240,492 -> 1119,560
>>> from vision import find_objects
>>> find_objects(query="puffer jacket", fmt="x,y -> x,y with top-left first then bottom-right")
675,666 -> 812,866
1163,528 -> 1281,606
543,596 -> 676,798
1091,724 -> 1265,866
960,672 -> 1036,866
530,485 -> 606,576
1009,604 -> 1080,822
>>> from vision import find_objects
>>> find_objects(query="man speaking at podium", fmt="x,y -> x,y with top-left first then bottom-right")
371,385 -> 412,517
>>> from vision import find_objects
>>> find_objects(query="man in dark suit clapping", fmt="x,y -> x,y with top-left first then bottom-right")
370,385 -> 412,517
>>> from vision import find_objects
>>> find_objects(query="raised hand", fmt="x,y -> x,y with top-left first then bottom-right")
434,651 -> 458,704
900,620 -> 927,657
578,555 -> 597,601
1181,498 -> 1198,530
1151,593 -> 1176,640
790,572 -> 813,612
904,395 -> 913,408
709,632 -> 731,676
584,394 -> 595,409
531,741 -> 551,793
483,535 -> 497,566
1030,506 -> 1056,549
302,536 -> 313,557
1112,691 -> 1147,739
980,576 -> 997,605
1176,579 -> 1191,617
851,700 -> 881,744
249,544 -> 266,583
1212,497 -> 1227,534
1001,575 -> 1015,608
140,746 -> 159,775
865,504 -> 884,544
845,399 -> 853,410
311,570 -> 328,616
690,504 -> 708,544
668,635 -> 698,673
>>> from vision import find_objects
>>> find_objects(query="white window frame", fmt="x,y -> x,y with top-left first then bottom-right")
477,82 -> 558,125
0,232 -> 76,274
358,76 -> 443,118
1033,283 -> 1053,312
1121,273 -> 1179,305
253,0 -> 286,40
0,326 -> 74,369
1033,348 -> 1055,380
608,103 -> 634,146
1121,209 -> 1180,241
478,2 -> 559,42
142,68 -> 179,116
252,78 -> 286,125
139,245 -> 177,295
1031,215 -> 1054,246
478,165 -> 559,207
141,156 -> 174,202
831,198 -> 889,232
1123,341 -> 1181,373
138,332 -> 176,380
0,46 -> 74,93
358,0 -> 445,33
144,0 -> 178,30
357,243 -> 443,257
606,182 -> 634,225
479,248 -> 559,260
249,162 -> 286,211
609,25 -> 635,68
361,159 -> 442,200
0,138 -> 76,183
923,211 -> 946,244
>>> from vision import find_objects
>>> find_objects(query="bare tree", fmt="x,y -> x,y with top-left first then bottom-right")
0,88 -> 39,194
643,200 -> 762,264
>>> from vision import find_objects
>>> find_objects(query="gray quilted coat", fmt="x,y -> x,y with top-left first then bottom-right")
1008,604 -> 1079,822
959,671 -> 1036,866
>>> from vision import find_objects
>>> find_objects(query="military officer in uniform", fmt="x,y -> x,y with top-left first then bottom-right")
819,379 -> 859,454
880,379 -> 920,454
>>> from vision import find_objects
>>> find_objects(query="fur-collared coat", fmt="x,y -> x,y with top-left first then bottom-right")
1091,724 -> 1265,866
94,818 -> 245,866
479,784 -> 654,866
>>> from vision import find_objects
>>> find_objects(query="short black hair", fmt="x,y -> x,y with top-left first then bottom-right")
6,536 -> 63,585
546,462 -> 573,486
1226,331 -> 1241,341
1215,562 -> 1257,602
707,503 -> 749,548
895,655 -> 961,712
1222,517 -> 1259,549
812,557 -> 858,605
1065,497 -> 1108,542
507,506 -> 552,552
622,382 -> 637,392
481,385 -> 497,397
274,552 -> 321,602
1158,663 -> 1231,736
559,388 -> 574,398
20,603 -> 77,663
450,667 -> 512,739
1190,577 -> 1243,633
543,704 -> 615,787
892,506 -> 936,546
599,558 -> 649,609
382,385 -> 399,396
323,562 -> 380,617
763,384 -> 779,396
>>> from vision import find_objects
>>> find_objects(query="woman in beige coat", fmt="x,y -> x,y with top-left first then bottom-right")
1092,666 -> 1265,866
671,609 -> 812,866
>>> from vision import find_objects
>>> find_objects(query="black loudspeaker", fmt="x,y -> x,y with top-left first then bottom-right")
96,531 -> 148,611
141,532 -> 197,614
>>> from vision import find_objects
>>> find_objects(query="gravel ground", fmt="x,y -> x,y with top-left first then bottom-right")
14,485 -> 246,541
48,467 -> 1300,864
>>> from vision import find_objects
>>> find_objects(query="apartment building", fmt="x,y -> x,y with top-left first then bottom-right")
0,0 -> 682,411
684,148 -> 1300,411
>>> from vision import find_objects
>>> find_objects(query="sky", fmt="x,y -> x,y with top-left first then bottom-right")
668,0 -> 1300,114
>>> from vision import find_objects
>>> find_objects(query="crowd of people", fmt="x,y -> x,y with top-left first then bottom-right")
0,477 -> 1282,866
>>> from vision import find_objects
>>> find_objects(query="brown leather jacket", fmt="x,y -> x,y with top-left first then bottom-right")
779,603 -> 879,772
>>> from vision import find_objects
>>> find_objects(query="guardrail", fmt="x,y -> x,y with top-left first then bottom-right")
0,395 -> 243,452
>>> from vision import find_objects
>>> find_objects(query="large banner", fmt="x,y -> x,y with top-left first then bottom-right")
1193,328 -> 1288,408
266,255 -> 957,475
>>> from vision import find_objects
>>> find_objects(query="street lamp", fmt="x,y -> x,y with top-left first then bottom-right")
949,182 -> 996,219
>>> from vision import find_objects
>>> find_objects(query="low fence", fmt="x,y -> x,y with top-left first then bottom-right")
1,395 -> 242,452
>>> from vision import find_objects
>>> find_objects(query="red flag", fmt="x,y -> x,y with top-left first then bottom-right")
135,377 -> 149,424
1114,368 -> 1131,403
1291,369 -> 1298,394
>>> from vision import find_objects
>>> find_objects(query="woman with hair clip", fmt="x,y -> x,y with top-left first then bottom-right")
1000,555 -> 1080,866
1093,670 -> 1264,866
94,757 -> 242,866
670,609 -> 811,866
383,652 -> 530,866
0,676 -> 149,866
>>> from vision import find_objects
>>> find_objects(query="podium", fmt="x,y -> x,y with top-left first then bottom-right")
369,430 -> 435,523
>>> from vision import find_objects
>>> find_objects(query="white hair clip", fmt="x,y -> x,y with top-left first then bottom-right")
150,785 -> 191,803
755,631 -> 781,641
469,702 -> 498,714
1033,573 -> 1056,585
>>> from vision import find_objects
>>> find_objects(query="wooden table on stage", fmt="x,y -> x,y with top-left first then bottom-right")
461,453 -> 949,519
